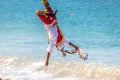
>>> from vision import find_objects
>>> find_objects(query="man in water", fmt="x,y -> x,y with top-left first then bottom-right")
36,0 -> 79,66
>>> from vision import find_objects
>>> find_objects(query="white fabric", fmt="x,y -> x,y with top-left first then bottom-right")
47,38 -> 69,53
44,22 -> 69,53
57,38 -> 69,50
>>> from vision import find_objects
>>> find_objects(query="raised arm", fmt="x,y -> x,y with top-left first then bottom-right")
42,0 -> 57,18
42,0 -> 51,11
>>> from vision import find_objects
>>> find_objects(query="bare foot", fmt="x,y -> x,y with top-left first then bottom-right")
45,61 -> 49,66
72,46 -> 79,53
62,52 -> 67,57
61,48 -> 67,57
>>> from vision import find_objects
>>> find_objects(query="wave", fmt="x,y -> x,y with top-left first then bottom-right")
0,56 -> 120,80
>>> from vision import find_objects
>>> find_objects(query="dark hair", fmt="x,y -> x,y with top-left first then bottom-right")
45,10 -> 57,18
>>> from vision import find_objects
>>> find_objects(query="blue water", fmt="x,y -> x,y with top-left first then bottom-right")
0,0 -> 120,65
0,0 -> 120,80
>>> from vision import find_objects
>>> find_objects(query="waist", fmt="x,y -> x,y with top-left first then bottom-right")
44,20 -> 58,29
44,24 -> 58,30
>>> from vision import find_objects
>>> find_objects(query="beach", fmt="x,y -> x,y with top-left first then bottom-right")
0,56 -> 120,80
0,0 -> 120,80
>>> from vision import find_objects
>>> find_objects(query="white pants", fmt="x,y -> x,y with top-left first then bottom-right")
47,38 -> 69,53
44,22 -> 69,53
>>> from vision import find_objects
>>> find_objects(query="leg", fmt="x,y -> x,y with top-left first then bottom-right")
45,41 -> 55,66
69,42 -> 79,52
45,52 -> 51,66
61,48 -> 66,57
57,38 -> 79,54
70,42 -> 88,60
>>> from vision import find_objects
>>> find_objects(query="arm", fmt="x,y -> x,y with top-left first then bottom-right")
42,0 -> 57,18
42,0 -> 51,11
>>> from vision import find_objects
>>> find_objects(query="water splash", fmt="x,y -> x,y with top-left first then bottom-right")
0,56 -> 119,80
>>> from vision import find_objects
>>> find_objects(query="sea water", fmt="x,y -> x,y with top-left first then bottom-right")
0,0 -> 120,80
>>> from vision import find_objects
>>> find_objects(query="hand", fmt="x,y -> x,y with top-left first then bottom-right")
42,0 -> 48,3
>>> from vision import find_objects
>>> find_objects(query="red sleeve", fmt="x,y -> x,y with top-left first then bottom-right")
37,7 -> 56,24
37,14 -> 56,25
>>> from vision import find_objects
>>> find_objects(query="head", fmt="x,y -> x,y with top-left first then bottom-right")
36,10 -> 45,16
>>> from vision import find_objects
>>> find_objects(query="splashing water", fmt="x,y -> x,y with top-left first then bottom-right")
0,56 -> 120,80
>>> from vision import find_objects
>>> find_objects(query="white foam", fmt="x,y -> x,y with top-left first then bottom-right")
31,62 -> 44,68
0,56 -> 120,80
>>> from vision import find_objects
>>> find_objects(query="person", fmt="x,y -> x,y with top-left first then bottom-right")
36,0 -> 79,66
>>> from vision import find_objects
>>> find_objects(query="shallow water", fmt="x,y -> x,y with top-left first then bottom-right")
0,56 -> 120,80
0,0 -> 120,79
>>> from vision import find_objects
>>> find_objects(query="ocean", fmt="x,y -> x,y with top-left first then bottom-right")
0,0 -> 120,80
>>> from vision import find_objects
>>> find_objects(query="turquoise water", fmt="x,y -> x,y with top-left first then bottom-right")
0,0 -> 120,80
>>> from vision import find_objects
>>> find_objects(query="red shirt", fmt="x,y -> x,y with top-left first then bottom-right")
37,7 -> 56,25
37,7 -> 64,47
